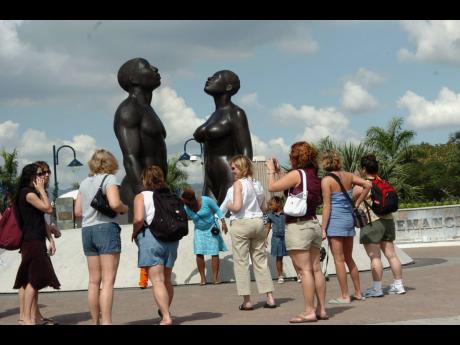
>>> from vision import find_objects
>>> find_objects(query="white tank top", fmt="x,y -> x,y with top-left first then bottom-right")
142,191 -> 155,225
230,178 -> 264,220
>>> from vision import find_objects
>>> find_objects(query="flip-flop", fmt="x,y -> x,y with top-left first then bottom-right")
239,303 -> 254,311
200,282 -> 207,286
263,302 -> 277,309
289,314 -> 317,323
40,318 -> 59,325
316,314 -> 330,320
328,298 -> 351,305
351,295 -> 365,301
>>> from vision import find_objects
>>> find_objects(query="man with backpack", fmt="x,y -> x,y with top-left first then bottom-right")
353,155 -> 405,299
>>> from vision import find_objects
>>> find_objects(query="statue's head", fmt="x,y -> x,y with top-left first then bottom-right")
204,70 -> 240,96
118,58 -> 161,92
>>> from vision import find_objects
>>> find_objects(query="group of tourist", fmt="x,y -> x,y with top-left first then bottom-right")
10,140 -> 405,325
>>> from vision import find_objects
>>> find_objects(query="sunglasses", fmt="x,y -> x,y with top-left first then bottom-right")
37,170 -> 51,176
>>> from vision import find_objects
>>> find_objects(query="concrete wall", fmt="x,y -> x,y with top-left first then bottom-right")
393,205 -> 460,244
0,220 -> 413,293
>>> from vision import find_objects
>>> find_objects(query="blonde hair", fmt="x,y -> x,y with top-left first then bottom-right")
230,154 -> 253,178
88,149 -> 119,175
141,165 -> 165,190
321,149 -> 342,172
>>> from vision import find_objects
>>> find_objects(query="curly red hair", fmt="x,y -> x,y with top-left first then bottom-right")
289,141 -> 318,171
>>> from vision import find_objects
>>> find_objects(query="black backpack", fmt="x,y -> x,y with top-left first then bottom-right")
147,187 -> 189,242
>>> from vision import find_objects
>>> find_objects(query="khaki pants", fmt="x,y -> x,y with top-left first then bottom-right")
230,218 -> 274,296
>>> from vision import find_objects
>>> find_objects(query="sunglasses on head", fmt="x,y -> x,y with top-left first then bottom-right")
37,170 -> 51,176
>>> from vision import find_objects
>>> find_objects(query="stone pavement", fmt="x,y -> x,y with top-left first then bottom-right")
1,245 -> 459,325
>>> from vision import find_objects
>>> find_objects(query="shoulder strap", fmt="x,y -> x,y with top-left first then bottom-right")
247,177 -> 263,211
325,172 -> 354,208
98,174 -> 109,189
299,169 -> 307,199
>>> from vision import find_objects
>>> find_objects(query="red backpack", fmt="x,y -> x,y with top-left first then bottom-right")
0,206 -> 23,250
369,176 -> 399,216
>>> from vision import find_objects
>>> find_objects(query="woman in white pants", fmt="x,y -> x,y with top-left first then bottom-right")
224,155 -> 276,311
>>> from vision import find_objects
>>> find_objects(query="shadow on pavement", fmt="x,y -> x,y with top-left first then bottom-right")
252,297 -> 294,309
0,304 -> 46,320
124,311 -> 223,325
52,311 -> 92,325
404,258 -> 447,269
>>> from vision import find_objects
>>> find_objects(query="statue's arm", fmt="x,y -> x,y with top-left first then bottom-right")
115,110 -> 144,194
233,110 -> 253,158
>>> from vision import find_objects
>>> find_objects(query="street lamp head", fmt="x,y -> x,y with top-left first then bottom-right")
68,158 -> 83,167
178,152 -> 191,167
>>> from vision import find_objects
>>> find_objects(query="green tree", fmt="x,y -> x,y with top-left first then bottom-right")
0,149 -> 19,211
166,156 -> 189,195
317,136 -> 370,174
365,117 -> 416,177
365,117 -> 420,201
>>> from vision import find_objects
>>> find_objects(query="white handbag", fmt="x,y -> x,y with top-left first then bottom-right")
283,169 -> 308,217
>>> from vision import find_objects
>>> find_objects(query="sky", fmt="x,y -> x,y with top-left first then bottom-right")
1,20 -> 460,190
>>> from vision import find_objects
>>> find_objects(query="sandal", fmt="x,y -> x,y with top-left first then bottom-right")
239,303 -> 254,311
40,318 -> 59,325
263,302 -> 277,309
316,313 -> 330,320
289,314 -> 317,323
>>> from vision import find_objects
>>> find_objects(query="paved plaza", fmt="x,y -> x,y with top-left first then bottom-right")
1,245 -> 459,325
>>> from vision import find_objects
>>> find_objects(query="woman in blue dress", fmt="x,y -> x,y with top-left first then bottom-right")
321,149 -> 371,304
181,188 -> 228,285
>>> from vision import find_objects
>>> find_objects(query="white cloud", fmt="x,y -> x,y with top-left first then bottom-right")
399,87 -> 460,128
341,81 -> 378,113
239,93 -> 263,109
152,87 -> 205,147
350,68 -> 385,88
0,120 -> 19,146
251,134 -> 290,159
277,28 -> 319,55
399,20 -> 460,64
272,103 -> 354,143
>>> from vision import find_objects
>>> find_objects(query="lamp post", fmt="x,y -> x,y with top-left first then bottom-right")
52,145 -> 83,203
178,138 -> 203,166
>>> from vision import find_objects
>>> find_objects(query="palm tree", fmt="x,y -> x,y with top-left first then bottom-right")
365,117 -> 416,177
166,156 -> 189,195
0,149 -> 19,211
317,136 -> 370,174
365,117 -> 420,200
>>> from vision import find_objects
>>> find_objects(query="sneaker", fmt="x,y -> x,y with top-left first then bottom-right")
362,287 -> 384,298
277,277 -> 284,284
388,284 -> 406,295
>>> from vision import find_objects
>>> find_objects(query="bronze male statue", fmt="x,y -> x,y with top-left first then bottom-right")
114,58 -> 167,221
193,70 -> 253,205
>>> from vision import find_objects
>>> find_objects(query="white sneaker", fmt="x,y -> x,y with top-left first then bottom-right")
362,287 -> 384,298
277,277 -> 284,284
388,283 -> 406,295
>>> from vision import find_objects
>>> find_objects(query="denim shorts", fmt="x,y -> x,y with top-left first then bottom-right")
82,222 -> 121,256
135,228 -> 178,268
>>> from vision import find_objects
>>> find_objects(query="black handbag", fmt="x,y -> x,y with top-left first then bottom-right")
211,226 -> 220,236
325,173 -> 371,228
90,175 -> 117,218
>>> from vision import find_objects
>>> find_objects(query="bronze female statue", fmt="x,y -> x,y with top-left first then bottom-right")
194,70 -> 252,205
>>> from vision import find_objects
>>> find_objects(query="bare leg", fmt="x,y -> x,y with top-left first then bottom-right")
329,237 -> 350,302
99,253 -> 120,325
381,241 -> 402,280
289,250 -> 317,320
276,257 -> 283,277
22,283 -> 37,325
343,237 -> 362,299
311,247 -> 327,318
86,256 -> 102,325
18,287 -> 25,323
149,265 -> 172,325
211,255 -> 220,284
196,255 -> 206,285
364,243 -> 383,282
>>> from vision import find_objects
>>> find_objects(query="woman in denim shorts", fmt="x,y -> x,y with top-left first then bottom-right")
75,149 -> 128,325
131,165 -> 179,326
